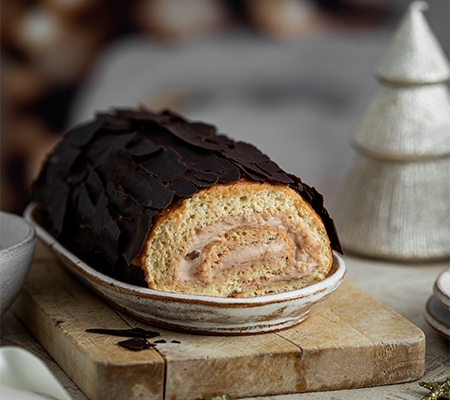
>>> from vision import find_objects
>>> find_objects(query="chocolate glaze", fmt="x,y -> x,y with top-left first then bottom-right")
117,337 -> 154,351
33,108 -> 342,286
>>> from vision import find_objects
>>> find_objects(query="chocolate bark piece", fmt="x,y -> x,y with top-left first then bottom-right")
164,120 -> 234,150
220,141 -> 293,185
106,182 -> 154,266
168,177 -> 198,198
118,337 -> 154,351
89,132 -> 137,169
32,108 -> 342,286
102,151 -> 175,209
127,139 -> 162,157
139,148 -> 188,182
64,117 -> 104,147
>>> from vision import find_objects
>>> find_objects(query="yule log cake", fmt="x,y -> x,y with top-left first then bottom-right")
32,108 -> 342,298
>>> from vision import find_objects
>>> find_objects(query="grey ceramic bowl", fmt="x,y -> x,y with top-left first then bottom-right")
0,211 -> 36,316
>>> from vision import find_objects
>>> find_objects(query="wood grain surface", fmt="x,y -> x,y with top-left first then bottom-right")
11,240 -> 426,400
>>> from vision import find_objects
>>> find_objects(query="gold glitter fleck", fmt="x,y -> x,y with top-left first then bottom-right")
419,378 -> 450,400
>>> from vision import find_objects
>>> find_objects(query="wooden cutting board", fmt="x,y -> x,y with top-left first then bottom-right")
12,240 -> 425,400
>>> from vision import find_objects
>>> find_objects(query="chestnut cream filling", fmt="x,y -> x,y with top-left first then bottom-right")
175,214 -> 322,288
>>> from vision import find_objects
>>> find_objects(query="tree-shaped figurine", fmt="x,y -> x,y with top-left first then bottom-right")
332,1 -> 450,261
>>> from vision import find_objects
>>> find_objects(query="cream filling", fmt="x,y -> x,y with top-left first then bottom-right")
173,213 -> 322,288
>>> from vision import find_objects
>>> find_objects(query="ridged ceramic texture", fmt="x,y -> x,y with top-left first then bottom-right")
354,83 -> 450,158
376,1 -> 450,84
333,156 -> 450,261
333,2 -> 450,261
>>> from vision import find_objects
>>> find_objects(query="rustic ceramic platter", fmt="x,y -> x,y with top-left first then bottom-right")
24,203 -> 346,335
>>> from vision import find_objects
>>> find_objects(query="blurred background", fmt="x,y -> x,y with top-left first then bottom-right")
1,0 -> 449,215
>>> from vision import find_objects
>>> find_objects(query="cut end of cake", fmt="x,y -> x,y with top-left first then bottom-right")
135,179 -> 333,297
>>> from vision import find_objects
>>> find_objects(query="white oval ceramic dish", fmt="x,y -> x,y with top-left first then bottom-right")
25,203 -> 346,334
0,211 -> 36,316
424,295 -> 450,340
434,268 -> 450,310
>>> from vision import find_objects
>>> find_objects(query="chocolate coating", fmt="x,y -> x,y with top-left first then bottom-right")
33,108 -> 342,286
117,337 -> 154,351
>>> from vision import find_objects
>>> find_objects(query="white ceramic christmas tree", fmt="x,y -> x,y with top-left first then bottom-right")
332,1 -> 450,261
